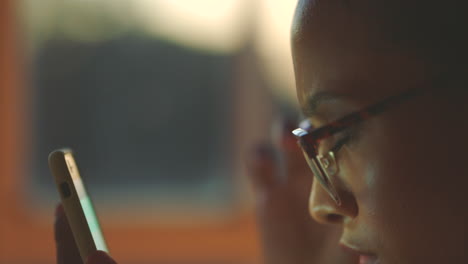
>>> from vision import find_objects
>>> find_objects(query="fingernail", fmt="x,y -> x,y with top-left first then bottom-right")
282,119 -> 297,135
245,143 -> 276,174
253,144 -> 275,160
281,120 -> 299,150
55,204 -> 64,218
86,251 -> 116,264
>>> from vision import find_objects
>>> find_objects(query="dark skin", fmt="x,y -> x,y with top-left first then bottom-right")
54,0 -> 468,263
292,0 -> 468,263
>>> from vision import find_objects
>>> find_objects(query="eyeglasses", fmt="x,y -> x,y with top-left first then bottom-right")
292,86 -> 427,205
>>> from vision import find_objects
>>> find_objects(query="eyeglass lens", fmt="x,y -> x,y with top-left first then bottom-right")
300,146 -> 341,205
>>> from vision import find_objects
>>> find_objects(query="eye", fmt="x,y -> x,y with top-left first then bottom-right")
330,132 -> 351,153
330,125 -> 361,153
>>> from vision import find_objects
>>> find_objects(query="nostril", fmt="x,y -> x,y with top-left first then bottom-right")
326,213 -> 343,223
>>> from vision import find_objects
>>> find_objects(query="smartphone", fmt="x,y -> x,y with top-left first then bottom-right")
48,149 -> 108,262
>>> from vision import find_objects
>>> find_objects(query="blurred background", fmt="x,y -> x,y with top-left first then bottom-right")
0,0 -> 300,263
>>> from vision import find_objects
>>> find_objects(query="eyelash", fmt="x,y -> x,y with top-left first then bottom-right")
330,126 -> 359,153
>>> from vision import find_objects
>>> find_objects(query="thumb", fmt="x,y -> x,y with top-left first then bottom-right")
86,251 -> 117,264
54,204 -> 82,264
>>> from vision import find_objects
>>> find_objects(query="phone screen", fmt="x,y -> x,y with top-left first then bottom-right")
65,153 -> 108,252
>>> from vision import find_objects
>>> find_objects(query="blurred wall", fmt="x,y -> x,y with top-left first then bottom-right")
1,1 -> 265,263
0,0 -> 32,261
1,0 -> 299,263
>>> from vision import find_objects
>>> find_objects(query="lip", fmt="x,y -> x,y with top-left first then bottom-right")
340,243 -> 379,264
358,254 -> 379,264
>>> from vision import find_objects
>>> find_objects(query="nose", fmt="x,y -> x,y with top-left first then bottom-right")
309,180 -> 358,225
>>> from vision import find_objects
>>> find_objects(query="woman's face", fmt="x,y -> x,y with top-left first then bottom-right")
291,0 -> 468,263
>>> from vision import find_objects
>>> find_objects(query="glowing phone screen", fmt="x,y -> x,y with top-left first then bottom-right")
65,153 -> 108,252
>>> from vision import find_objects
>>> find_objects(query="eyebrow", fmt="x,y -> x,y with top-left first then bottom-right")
301,91 -> 349,117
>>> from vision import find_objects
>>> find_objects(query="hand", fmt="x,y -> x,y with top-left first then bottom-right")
248,121 -> 358,264
54,204 -> 117,264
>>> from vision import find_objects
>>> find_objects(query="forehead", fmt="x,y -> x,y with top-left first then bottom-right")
291,0 -> 427,114
291,0 -> 378,67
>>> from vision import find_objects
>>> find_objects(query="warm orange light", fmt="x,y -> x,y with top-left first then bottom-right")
255,0 -> 298,102
134,0 -> 251,53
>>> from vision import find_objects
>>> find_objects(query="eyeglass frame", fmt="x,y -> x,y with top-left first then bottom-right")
292,85 -> 428,205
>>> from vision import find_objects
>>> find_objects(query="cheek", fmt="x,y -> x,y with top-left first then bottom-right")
345,110 -> 468,263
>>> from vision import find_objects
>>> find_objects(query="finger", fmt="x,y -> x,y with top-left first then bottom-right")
272,119 -> 309,177
54,204 -> 82,264
280,121 -> 308,172
247,144 -> 279,192
274,120 -> 312,201
277,119 -> 299,154
86,251 -> 117,264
